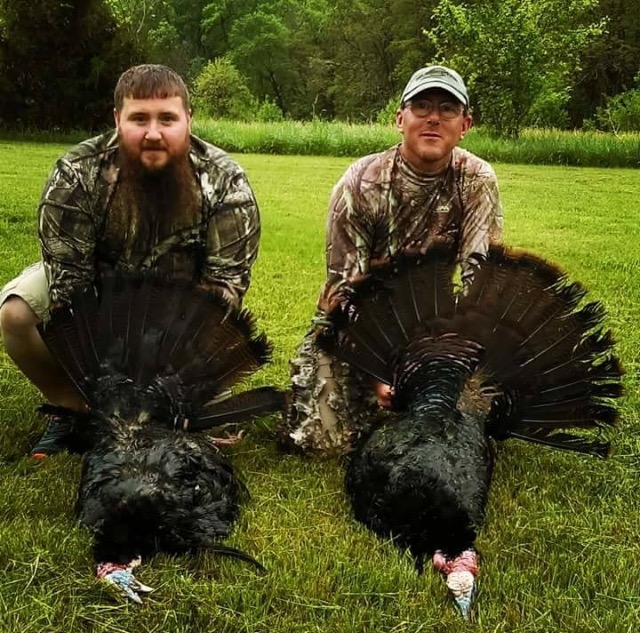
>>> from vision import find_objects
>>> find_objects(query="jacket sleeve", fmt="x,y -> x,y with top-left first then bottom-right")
456,162 -> 504,286
459,166 -> 504,259
320,159 -> 379,313
38,159 -> 97,306
202,169 -> 260,308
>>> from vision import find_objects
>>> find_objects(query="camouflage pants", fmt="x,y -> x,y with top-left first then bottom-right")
280,326 -> 380,455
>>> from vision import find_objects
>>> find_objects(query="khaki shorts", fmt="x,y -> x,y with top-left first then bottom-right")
0,262 -> 50,321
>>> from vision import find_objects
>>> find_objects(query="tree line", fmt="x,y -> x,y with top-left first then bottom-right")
1,0 -> 639,137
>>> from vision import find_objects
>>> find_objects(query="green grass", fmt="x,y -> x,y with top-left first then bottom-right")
3,120 -> 640,167
0,142 -> 639,632
191,120 -> 640,168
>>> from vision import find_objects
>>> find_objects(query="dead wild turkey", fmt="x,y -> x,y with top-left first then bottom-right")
38,272 -> 286,603
315,243 -> 623,619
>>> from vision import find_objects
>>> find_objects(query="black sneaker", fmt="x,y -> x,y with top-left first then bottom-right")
30,415 -> 74,459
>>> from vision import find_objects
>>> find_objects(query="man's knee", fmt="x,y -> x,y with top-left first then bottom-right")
0,296 -> 41,338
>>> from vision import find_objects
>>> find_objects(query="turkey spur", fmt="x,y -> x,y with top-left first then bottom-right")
316,243 -> 623,619
38,272 -> 286,603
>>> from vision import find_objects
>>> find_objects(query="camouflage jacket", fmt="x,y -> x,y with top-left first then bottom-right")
319,144 -> 503,311
38,131 -> 260,307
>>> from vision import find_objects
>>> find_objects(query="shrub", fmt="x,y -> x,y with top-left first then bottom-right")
191,57 -> 256,121
596,81 -> 640,133
256,99 -> 284,123
526,86 -> 571,130
375,96 -> 400,126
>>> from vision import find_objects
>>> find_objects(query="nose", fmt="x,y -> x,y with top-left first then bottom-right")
145,122 -> 162,140
425,108 -> 441,124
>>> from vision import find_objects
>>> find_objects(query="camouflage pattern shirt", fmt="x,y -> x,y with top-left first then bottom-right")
319,144 -> 503,311
282,144 -> 504,453
38,131 -> 260,307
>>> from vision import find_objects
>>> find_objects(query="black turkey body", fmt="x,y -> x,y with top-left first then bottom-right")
39,273 -> 285,599
316,244 -> 623,617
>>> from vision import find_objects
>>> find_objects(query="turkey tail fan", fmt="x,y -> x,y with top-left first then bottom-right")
316,243 -> 622,457
153,295 -> 271,398
187,387 -> 286,431
39,273 -> 183,399
95,273 -> 177,383
37,284 -> 103,402
316,244 -> 459,385
456,246 -> 623,456
39,271 -> 277,410
97,273 -> 233,383
314,321 -> 393,386
154,288 -> 224,373
348,245 -> 458,345
115,275 -> 169,384
174,328 -> 274,404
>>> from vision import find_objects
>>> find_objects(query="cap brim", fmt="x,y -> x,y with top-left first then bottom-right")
402,80 -> 468,107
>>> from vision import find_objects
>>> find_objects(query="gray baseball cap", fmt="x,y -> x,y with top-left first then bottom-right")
401,65 -> 469,107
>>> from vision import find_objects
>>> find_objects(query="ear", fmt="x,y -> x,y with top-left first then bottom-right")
395,107 -> 405,133
459,113 -> 473,139
114,108 -> 121,130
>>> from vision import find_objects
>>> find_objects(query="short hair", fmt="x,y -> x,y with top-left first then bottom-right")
114,64 -> 190,111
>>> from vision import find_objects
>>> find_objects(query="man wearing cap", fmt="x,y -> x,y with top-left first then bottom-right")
280,65 -> 504,454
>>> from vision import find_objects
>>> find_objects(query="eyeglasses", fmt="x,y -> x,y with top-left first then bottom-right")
405,99 -> 463,120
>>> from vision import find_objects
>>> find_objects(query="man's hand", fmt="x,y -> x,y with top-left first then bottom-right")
374,382 -> 395,408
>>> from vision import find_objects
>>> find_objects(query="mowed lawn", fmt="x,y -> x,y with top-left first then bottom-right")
0,141 -> 639,633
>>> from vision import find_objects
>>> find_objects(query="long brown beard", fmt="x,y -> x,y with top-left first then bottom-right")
108,148 -> 202,264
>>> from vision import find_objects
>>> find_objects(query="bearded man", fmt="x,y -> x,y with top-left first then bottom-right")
0,64 -> 261,458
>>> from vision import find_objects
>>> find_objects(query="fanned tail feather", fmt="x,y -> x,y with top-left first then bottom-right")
506,428 -> 611,459
119,276 -> 170,384
316,244 -> 623,457
188,387 -> 287,431
39,272 -> 280,414
176,333 -> 273,402
457,247 -> 622,454
38,285 -> 103,401
316,244 -> 458,386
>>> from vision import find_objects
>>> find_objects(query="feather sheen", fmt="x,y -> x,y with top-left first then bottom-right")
320,243 -> 623,454
38,271 -> 285,570
316,243 -> 623,577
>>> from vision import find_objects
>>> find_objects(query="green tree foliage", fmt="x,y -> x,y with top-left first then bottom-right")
2,0 -> 640,131
99,0 -> 640,131
428,0 -> 604,137
107,0 -> 209,79
224,0 -> 330,119
191,57 -> 255,120
107,0 -> 158,42
595,74 -> 640,132
229,8 -> 292,115
0,0 -> 140,131
570,0 -> 640,126
386,0 -> 440,86
324,0 -> 395,119
201,0 -> 254,58
322,0 -> 438,120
